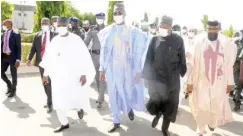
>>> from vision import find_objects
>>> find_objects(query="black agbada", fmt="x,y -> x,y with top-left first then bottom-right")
142,33 -> 187,122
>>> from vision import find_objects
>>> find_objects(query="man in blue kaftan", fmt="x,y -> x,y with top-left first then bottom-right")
98,3 -> 146,133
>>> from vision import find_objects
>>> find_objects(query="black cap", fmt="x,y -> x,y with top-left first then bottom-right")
160,16 -> 173,25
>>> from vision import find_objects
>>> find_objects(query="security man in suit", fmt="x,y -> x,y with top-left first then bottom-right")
84,13 -> 106,108
50,16 -> 59,33
1,19 -> 21,98
26,18 -> 57,113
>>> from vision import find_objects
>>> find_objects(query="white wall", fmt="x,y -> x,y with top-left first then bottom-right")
12,10 -> 34,33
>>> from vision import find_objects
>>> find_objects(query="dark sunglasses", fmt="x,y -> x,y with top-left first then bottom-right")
113,11 -> 123,16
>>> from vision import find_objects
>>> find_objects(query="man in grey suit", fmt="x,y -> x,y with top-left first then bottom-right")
84,13 -> 106,108
26,18 -> 57,113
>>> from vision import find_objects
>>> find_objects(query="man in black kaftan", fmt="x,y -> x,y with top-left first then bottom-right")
142,16 -> 187,136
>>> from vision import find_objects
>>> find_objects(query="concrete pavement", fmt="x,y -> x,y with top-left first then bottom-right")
0,74 -> 243,136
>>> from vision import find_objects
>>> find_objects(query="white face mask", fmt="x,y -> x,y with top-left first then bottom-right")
2,26 -> 8,31
114,15 -> 124,25
41,25 -> 49,32
68,24 -> 72,28
159,28 -> 169,37
188,32 -> 194,38
53,22 -> 58,27
174,31 -> 181,35
57,27 -> 68,36
233,37 -> 242,42
150,29 -> 156,34
96,19 -> 104,25
182,29 -> 187,34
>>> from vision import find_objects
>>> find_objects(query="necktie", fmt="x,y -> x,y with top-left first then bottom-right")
41,32 -> 47,58
3,31 -> 8,53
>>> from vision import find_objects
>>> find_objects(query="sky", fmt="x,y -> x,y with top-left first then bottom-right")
72,0 -> 242,30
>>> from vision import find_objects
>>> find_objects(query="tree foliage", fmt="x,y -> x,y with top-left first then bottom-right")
154,17 -> 159,24
142,12 -> 149,22
222,25 -> 234,37
1,1 -> 13,21
107,1 -> 123,25
201,14 -> 208,30
33,1 -> 67,32
33,1 -> 96,32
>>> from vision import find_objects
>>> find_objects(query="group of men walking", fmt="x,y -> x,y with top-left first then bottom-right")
1,2 -> 243,136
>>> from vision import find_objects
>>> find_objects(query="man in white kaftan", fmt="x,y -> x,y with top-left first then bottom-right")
39,17 -> 95,133
186,21 -> 236,136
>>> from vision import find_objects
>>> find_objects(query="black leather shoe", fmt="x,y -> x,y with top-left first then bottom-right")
162,130 -> 170,136
5,88 -> 11,95
128,109 -> 134,121
152,112 -> 162,128
47,106 -> 53,113
97,102 -> 102,108
233,104 -> 241,112
8,92 -> 16,98
77,109 -> 84,119
208,125 -> 215,131
108,123 -> 120,133
54,124 -> 69,133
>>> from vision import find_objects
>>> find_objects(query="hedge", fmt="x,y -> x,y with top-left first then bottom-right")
21,33 -> 36,43
21,42 -> 36,64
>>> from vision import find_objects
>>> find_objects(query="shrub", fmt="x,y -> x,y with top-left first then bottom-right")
21,43 -> 36,64
21,33 -> 35,43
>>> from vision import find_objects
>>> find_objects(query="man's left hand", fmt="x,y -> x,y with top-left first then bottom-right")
226,85 -> 233,94
15,61 -> 20,68
134,73 -> 141,84
80,75 -> 87,86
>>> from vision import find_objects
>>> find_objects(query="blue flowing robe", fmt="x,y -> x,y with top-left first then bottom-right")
98,24 -> 146,123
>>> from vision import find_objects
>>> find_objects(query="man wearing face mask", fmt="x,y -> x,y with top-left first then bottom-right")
39,17 -> 95,133
98,3 -> 146,133
50,16 -> 59,33
182,26 -> 188,36
172,24 -> 181,36
185,20 -> 236,136
84,13 -> 106,108
26,18 -> 57,113
142,16 -> 187,136
1,19 -> 21,98
150,23 -> 158,35
81,20 -> 90,39
69,17 -> 84,40
232,31 -> 243,111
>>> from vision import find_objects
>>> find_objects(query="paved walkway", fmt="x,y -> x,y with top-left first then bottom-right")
0,74 -> 243,136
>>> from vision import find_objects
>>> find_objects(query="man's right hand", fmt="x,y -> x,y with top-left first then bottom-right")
186,84 -> 193,94
99,72 -> 105,81
43,76 -> 49,85
26,60 -> 31,66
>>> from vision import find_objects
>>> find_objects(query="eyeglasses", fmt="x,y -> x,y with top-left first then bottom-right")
113,11 -> 123,16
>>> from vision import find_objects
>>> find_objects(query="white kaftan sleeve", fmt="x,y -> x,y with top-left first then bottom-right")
39,40 -> 55,77
133,28 -> 147,74
73,36 -> 96,86
186,38 -> 199,85
226,41 -> 237,85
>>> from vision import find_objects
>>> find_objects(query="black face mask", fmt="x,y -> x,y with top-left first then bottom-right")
208,33 -> 218,41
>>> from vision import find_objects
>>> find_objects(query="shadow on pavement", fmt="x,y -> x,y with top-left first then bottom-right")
89,98 -> 110,116
40,111 -> 60,129
2,96 -> 36,118
40,111 -> 109,136
62,119 -> 109,136
219,121 -> 243,136
175,99 -> 197,131
103,115 -> 180,136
